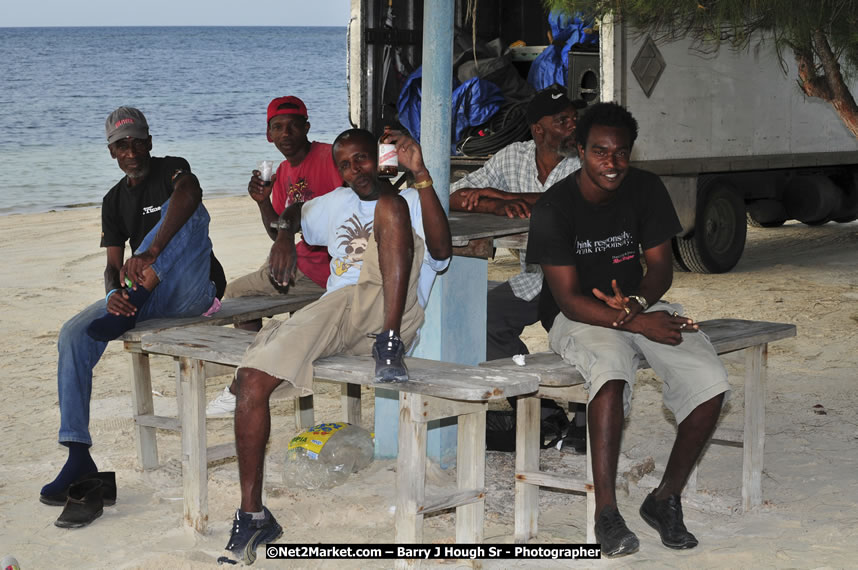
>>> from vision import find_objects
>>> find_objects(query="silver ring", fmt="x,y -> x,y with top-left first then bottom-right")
680,323 -> 687,329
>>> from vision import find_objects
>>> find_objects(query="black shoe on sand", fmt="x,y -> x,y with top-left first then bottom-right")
55,479 -> 104,528
41,471 -> 117,507
639,492 -> 699,549
595,506 -> 639,557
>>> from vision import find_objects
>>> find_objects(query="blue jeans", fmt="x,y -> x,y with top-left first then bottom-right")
57,199 -> 216,445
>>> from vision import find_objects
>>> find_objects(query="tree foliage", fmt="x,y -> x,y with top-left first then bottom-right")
545,0 -> 858,136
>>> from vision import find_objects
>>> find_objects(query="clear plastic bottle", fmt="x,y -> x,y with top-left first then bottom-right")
283,422 -> 374,490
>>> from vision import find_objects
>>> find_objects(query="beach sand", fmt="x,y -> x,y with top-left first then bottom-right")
1,195 -> 856,568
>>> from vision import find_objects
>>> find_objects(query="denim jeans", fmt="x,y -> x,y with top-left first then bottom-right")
57,199 -> 216,445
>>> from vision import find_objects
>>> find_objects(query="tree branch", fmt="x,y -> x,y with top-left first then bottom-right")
794,47 -> 833,101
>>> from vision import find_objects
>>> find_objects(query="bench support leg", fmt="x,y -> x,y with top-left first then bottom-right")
342,383 -> 361,425
585,407 -> 595,543
395,392 -> 425,569
180,357 -> 208,533
743,344 -> 767,511
294,395 -> 315,429
456,410 -> 485,544
514,395 -> 540,543
129,351 -> 159,470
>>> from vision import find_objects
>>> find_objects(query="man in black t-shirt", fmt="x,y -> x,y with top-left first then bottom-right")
527,102 -> 730,557
40,107 -> 226,521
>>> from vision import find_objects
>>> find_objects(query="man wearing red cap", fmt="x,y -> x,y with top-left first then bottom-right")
206,96 -> 342,416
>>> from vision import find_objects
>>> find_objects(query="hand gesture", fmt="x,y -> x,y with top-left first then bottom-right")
592,279 -> 639,326
635,310 -> 698,345
248,170 -> 274,204
120,250 -> 157,288
268,235 -> 298,288
459,188 -> 504,210
494,199 -> 531,219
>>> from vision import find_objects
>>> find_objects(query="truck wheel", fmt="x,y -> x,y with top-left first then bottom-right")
746,199 -> 787,228
676,184 -> 747,273
670,237 -> 689,272
833,183 -> 858,223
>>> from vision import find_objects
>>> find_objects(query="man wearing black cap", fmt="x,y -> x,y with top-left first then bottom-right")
39,107 -> 226,524
449,84 -> 585,362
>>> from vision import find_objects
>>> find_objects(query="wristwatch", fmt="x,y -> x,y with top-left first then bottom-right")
629,295 -> 649,310
270,219 -> 293,232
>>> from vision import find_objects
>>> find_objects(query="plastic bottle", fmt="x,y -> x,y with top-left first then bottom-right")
283,422 -> 374,490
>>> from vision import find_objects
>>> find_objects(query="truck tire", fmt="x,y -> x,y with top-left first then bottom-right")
675,183 -> 746,273
783,175 -> 841,224
746,199 -> 787,228
670,237 -> 690,272
833,183 -> 858,223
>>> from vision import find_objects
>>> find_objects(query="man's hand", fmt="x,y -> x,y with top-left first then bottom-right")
592,279 -> 640,326
248,170 -> 274,204
106,289 -> 139,317
382,129 -> 426,175
458,187 -> 505,210
630,310 -> 698,345
491,199 -> 531,218
120,250 -> 157,287
268,234 -> 298,287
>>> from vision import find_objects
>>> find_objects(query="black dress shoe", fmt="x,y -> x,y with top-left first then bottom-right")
55,479 -> 104,528
639,492 -> 699,549
40,471 -> 116,507
595,506 -> 639,557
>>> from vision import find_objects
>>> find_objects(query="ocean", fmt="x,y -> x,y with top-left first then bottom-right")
0,26 -> 348,215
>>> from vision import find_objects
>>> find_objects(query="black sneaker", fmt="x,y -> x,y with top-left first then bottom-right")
371,329 -> 408,382
222,507 -> 283,565
594,506 -> 639,557
639,492 -> 699,549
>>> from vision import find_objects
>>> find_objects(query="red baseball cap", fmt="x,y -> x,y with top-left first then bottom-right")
267,96 -> 308,125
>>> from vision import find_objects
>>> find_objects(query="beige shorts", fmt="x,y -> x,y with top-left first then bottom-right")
239,232 -> 425,397
224,260 -> 325,299
548,302 -> 730,424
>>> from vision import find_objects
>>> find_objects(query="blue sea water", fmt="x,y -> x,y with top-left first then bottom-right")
0,26 -> 348,215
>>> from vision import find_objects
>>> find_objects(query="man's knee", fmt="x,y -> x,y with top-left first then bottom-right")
590,379 -> 626,405
374,193 -> 411,227
235,368 -> 281,405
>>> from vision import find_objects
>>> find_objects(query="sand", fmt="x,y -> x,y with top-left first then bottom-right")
1,195 -> 856,568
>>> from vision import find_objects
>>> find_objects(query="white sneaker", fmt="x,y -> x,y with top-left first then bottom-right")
206,385 -> 236,417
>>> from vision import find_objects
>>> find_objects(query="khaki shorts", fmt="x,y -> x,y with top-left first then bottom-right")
224,260 -> 325,299
548,302 -> 730,424
239,232 -> 425,397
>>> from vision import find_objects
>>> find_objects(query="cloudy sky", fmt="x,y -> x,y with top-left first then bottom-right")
4,0 -> 351,27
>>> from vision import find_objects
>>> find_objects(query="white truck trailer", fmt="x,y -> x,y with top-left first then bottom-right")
348,2 -> 858,273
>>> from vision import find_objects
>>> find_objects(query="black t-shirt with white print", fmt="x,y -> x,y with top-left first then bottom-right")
99,156 -> 226,298
526,167 -> 682,331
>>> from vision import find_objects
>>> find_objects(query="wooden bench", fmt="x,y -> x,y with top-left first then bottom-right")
139,325 -> 539,555
118,294 -> 322,471
480,318 -> 797,543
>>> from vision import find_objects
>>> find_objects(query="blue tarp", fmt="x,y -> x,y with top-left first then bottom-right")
396,67 -> 504,154
527,11 -> 598,91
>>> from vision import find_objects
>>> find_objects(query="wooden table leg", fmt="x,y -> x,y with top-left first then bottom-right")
128,350 -> 159,470
514,395 -> 540,543
342,383 -> 361,425
743,343 -> 767,511
585,408 -> 595,543
180,357 -> 208,533
295,395 -> 315,429
395,392 -> 426,570
456,410 -> 485,544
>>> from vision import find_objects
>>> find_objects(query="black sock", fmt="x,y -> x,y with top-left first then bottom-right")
41,442 -> 97,496
86,285 -> 151,341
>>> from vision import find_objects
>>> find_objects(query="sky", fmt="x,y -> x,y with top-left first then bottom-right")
3,0 -> 351,27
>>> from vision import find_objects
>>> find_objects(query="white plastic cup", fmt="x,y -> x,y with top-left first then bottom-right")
258,160 -> 275,184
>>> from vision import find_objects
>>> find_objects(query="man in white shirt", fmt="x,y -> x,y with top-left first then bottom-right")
449,84 -> 585,361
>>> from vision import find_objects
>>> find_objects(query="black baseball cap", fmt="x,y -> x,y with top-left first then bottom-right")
526,85 -> 587,124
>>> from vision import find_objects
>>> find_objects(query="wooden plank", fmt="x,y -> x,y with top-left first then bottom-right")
133,415 -> 180,431
294,395 -> 315,429
140,326 -> 540,401
421,488 -> 484,515
743,344 -> 767,511
419,397 -> 486,424
207,442 -> 237,463
514,396 -> 540,543
516,470 -> 590,493
128,352 -> 159,470
493,232 -> 528,250
448,211 -> 531,247
395,392 -> 426,546
120,293 -> 322,342
179,357 -> 208,533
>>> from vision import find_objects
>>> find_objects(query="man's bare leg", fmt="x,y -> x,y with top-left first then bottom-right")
589,379 -> 639,556
639,392 -> 725,550
371,193 -> 413,382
